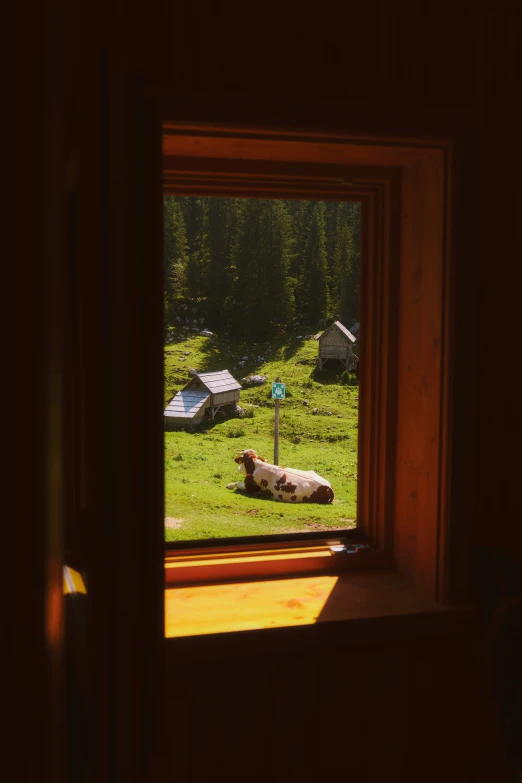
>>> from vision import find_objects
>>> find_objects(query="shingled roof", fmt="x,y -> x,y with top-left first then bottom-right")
319,320 -> 356,343
164,369 -> 241,424
164,389 -> 210,419
195,370 -> 241,394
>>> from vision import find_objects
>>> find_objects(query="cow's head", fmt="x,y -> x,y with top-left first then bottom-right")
234,449 -> 265,474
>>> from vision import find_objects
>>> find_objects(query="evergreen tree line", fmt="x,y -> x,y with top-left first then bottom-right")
164,196 -> 360,338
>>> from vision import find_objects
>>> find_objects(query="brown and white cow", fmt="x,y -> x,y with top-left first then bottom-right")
227,449 -> 334,503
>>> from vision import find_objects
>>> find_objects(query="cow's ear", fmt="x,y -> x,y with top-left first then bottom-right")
258,456 -> 266,462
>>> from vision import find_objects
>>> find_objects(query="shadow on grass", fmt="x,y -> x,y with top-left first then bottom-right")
193,332 -> 310,375
227,489 -> 342,511
228,488 -> 275,502
164,408 -> 252,435
310,363 -> 358,387
282,336 -> 307,361
166,327 -> 321,395
310,368 -> 343,386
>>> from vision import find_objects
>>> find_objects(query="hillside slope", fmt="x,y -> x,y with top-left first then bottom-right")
164,328 -> 358,541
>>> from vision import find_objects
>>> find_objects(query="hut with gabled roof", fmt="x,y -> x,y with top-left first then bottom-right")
317,320 -> 357,370
164,370 -> 241,429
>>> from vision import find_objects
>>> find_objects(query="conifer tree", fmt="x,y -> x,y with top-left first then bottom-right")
341,201 -> 361,323
205,198 -> 236,328
260,200 -> 295,333
302,201 -> 330,327
163,195 -> 361,338
163,197 -> 188,301
185,198 -> 210,300
230,199 -> 264,329
286,199 -> 311,317
325,201 -> 340,278
231,199 -> 295,336
331,201 -> 355,320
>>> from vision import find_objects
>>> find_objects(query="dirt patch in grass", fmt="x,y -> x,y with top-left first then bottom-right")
165,517 -> 183,529
303,521 -> 335,530
284,521 -> 334,532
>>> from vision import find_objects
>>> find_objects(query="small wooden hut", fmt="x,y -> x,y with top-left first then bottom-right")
317,320 -> 356,370
164,370 -> 241,429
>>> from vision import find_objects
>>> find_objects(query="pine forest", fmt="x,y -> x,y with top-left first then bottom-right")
164,196 -> 361,337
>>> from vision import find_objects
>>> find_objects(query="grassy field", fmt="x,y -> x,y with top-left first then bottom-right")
164,327 -> 358,542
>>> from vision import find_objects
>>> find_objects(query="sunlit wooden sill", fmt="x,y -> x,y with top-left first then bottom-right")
165,540 -> 386,587
164,567 -> 475,643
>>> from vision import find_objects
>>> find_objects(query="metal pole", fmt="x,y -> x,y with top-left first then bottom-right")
274,376 -> 280,465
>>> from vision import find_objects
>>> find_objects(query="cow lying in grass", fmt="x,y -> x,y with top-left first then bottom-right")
227,449 -> 334,503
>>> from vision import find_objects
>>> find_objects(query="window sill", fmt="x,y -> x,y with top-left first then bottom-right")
165,568 -> 477,652
165,539 -> 385,587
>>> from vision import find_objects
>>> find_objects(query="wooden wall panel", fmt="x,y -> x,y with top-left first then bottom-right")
70,60 -> 165,782
472,9 -> 522,558
163,627 -> 511,783
394,152 -> 447,599
21,1 -> 65,782
65,5 -> 485,111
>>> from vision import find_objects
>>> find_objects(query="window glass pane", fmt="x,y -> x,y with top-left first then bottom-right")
164,197 -> 360,542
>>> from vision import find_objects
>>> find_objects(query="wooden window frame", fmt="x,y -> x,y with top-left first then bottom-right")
162,120 -> 453,602
66,65 -> 464,648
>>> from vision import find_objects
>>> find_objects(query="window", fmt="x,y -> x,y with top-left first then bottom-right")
161,128 -> 392,589
163,195 -> 361,545
66,78 -> 456,651
160,121 -> 453,603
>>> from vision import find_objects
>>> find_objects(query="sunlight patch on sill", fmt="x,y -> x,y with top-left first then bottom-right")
164,569 -> 450,639
165,575 -> 339,637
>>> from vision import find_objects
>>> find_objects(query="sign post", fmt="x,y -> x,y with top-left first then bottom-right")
272,377 -> 286,465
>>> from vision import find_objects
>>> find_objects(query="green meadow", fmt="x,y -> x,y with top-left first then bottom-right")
164,329 -> 358,541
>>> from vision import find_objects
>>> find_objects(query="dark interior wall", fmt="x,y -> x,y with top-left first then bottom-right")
164,623 -> 512,783
20,1 -> 65,781
58,5 -> 521,781
470,11 -> 522,605
66,1 -> 521,571
65,5 -> 484,106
